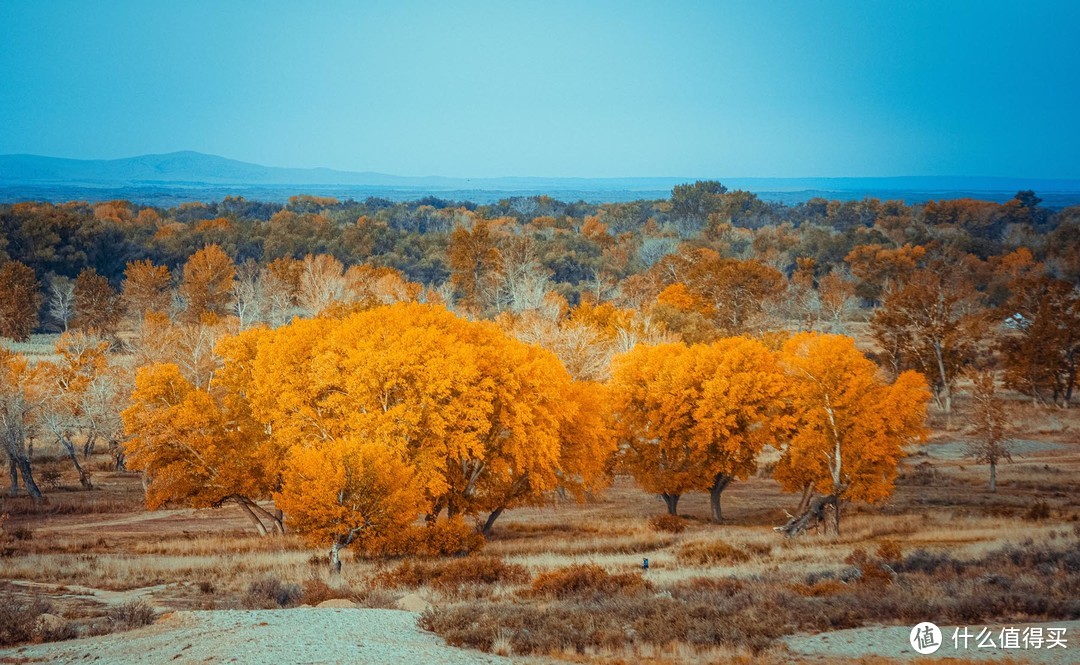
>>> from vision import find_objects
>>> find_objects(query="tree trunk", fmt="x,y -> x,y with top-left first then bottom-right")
329,541 -> 343,575
796,483 -> 814,514
229,496 -> 268,536
247,500 -> 284,535
661,493 -> 680,516
8,457 -> 18,496
775,494 -> 837,538
989,460 -> 997,492
83,433 -> 96,459
61,436 -> 92,489
16,457 -> 43,502
481,506 -> 506,536
831,499 -> 841,536
709,473 -> 733,523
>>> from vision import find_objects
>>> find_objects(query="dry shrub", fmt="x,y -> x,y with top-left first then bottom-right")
875,539 -> 902,564
244,577 -> 302,608
301,577 -> 353,605
528,564 -> 652,600
676,540 -> 751,566
351,583 -> 400,609
0,591 -> 52,646
1026,500 -> 1051,521
649,514 -> 687,534
107,600 -> 157,630
382,556 -> 529,594
416,537 -> 1080,658
844,547 -> 895,586
370,519 -> 485,558
790,580 -> 848,597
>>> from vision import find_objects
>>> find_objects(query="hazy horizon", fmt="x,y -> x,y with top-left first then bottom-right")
2,1 -> 1079,180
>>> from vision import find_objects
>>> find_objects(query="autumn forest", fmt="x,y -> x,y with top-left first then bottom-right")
2,183 -> 1080,659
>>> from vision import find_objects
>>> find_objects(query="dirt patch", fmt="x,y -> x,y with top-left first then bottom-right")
0,608 -> 509,664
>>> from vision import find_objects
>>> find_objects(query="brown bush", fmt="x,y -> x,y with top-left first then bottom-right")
676,540 -> 751,566
382,556 -> 529,594
369,519 -> 486,558
875,539 -> 903,564
648,514 -> 687,534
0,592 -> 52,646
790,580 -> 848,597
1026,500 -> 1051,521
107,600 -> 157,630
244,577 -> 302,608
301,577 -> 353,605
528,564 -> 652,600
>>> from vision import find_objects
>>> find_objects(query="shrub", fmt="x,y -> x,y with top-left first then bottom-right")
676,540 -> 751,566
369,519 -> 486,558
421,519 -> 487,556
1026,500 -> 1051,521
39,468 -> 63,490
107,600 -> 157,630
244,577 -> 303,608
649,514 -> 687,534
528,564 -> 652,600
0,592 -> 51,646
790,580 -> 848,597
301,577 -> 353,605
382,556 -> 529,594
875,539 -> 903,564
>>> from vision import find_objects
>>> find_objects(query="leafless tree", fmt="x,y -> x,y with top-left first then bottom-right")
47,277 -> 75,332
965,371 -> 1013,492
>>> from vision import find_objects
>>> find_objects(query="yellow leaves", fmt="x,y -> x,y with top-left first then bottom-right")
610,338 -> 788,497
775,333 -> 930,504
179,244 -> 235,323
183,301 -> 598,547
275,437 -> 424,550
122,362 -> 275,510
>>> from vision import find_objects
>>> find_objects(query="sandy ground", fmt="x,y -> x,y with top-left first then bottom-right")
0,608 -> 511,665
784,620 -> 1080,663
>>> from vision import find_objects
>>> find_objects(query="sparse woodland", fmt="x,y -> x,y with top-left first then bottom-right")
2,184 -> 1080,658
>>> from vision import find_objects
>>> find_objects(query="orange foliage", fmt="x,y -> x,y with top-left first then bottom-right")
774,333 -> 929,513
179,244 -> 235,322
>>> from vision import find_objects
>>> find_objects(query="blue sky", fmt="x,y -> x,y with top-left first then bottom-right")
1,1 -> 1078,178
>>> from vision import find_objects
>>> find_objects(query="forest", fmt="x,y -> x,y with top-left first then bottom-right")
2,182 -> 1079,659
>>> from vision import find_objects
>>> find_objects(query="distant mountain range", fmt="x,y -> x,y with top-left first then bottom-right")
3,151 -> 1080,206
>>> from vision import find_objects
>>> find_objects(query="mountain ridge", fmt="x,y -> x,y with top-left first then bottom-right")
4,151 -> 1080,194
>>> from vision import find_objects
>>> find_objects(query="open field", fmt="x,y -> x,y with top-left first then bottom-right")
2,401 -> 1079,664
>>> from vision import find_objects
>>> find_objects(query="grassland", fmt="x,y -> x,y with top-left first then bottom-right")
2,395 -> 1078,663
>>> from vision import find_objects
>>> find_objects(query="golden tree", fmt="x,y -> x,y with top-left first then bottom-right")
122,259 -> 173,319
178,245 -> 235,323
0,349 -> 45,500
123,326 -> 283,535
610,338 -> 790,519
276,437 -> 424,570
775,333 -> 929,535
447,219 -> 502,313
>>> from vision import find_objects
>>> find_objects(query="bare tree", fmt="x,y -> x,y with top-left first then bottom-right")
47,277 -> 75,332
965,371 -> 1013,492
232,259 -> 268,330
637,235 -> 681,268
297,254 -> 346,316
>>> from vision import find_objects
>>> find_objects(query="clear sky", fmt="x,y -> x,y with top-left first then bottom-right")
1,0 -> 1078,178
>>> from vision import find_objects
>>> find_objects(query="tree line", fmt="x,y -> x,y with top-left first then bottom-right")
1,183 -> 1078,564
